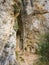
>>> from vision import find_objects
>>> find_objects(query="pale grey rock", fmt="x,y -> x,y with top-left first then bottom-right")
26,0 -> 33,15
21,0 -> 33,15
38,0 -> 49,12
0,0 -> 18,65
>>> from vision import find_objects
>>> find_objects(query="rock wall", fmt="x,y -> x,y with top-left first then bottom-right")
21,0 -> 49,53
0,0 -> 19,65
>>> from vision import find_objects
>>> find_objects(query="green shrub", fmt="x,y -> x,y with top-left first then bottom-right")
33,33 -> 49,65
16,51 -> 19,59
14,19 -> 19,31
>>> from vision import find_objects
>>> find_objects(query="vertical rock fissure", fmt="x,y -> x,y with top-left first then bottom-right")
16,13 -> 24,51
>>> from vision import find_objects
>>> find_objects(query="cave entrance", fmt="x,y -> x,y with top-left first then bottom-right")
16,13 -> 23,51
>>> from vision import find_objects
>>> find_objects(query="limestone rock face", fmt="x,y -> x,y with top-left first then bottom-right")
0,0 -> 18,65
25,0 -> 33,15
21,0 -> 33,15
38,0 -> 49,12
21,0 -> 49,53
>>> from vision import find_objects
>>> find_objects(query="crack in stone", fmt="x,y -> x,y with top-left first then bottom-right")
32,11 -> 49,15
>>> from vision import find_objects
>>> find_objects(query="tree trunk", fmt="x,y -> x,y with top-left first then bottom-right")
0,0 -> 19,65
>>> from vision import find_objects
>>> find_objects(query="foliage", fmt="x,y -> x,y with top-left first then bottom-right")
14,19 -> 19,31
33,33 -> 49,65
16,51 -> 19,59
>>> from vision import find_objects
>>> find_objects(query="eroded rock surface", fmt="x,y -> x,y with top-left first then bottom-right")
21,0 -> 49,53
0,0 -> 19,65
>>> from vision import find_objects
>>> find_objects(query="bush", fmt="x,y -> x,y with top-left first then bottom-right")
33,33 -> 49,65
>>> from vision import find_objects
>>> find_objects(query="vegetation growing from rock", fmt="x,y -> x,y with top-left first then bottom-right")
33,33 -> 49,65
0,0 -> 49,65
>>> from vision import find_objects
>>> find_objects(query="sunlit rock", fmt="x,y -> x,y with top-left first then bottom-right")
0,0 -> 19,65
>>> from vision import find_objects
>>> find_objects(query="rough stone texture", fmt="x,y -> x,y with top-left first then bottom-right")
0,0 -> 19,65
21,0 -> 49,53
38,0 -> 49,12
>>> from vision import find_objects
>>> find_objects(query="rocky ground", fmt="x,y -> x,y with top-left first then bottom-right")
16,51 -> 39,65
